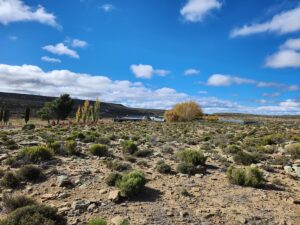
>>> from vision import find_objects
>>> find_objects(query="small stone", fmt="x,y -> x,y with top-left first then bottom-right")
57,175 -> 73,188
99,189 -> 107,194
108,190 -> 120,202
72,199 -> 90,210
111,215 -> 126,225
87,203 -> 97,212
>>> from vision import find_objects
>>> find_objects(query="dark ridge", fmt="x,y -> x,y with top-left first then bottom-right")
0,92 -> 164,118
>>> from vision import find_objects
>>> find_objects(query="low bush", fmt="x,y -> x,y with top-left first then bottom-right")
225,144 -> 241,154
18,146 -> 53,163
64,140 -> 79,155
233,151 -> 262,165
134,149 -> 152,157
176,149 -> 207,166
156,161 -> 171,174
0,204 -> 66,225
176,162 -> 195,175
286,143 -> 300,159
97,137 -> 110,145
87,218 -> 107,225
17,165 -> 44,182
0,172 -> 20,189
121,141 -> 138,155
117,170 -> 147,197
226,166 -> 264,188
2,194 -> 36,213
106,160 -> 132,172
105,172 -> 122,186
22,124 -> 35,131
89,144 -> 108,157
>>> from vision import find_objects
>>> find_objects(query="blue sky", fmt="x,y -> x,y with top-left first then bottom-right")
0,0 -> 299,114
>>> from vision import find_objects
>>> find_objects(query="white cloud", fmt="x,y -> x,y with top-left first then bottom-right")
265,38 -> 300,68
0,63 -> 298,115
184,68 -> 200,76
101,4 -> 115,12
265,49 -> 300,68
180,0 -> 222,22
207,74 -> 299,91
70,39 -> 87,48
8,35 -> 17,40
42,43 -> 79,59
41,56 -> 61,63
207,74 -> 255,86
231,6 -> 300,37
198,90 -> 208,94
0,0 -> 60,28
130,64 -> 170,79
262,92 -> 281,98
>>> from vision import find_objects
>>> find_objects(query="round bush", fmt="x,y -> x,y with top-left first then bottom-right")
17,165 -> 44,182
227,166 -> 264,188
156,161 -> 171,174
89,144 -> 108,157
176,149 -> 207,166
18,146 -> 53,163
121,141 -> 138,155
117,171 -> 147,197
105,172 -> 122,186
176,163 -> 195,175
2,194 -> 36,213
0,172 -> 20,189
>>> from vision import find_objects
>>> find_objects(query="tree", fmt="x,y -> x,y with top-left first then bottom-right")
0,105 -> 4,124
3,107 -> 10,125
164,101 -> 203,122
75,106 -> 82,123
52,94 -> 74,123
37,102 -> 55,124
93,97 -> 101,123
24,107 -> 30,124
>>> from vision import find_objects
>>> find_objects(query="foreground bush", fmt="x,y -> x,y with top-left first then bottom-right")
17,165 -> 44,182
89,144 -> 108,157
226,166 -> 263,188
2,195 -> 36,213
18,146 -> 53,163
117,171 -> 147,197
156,161 -> 171,174
164,101 -> 203,122
176,149 -> 207,166
176,162 -> 196,175
0,172 -> 20,189
286,143 -> 300,159
0,204 -> 66,225
121,141 -> 138,155
87,218 -> 107,225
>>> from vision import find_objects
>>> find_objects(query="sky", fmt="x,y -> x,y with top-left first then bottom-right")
0,0 -> 299,115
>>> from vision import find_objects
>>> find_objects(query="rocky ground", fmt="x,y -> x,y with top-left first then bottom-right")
0,118 -> 300,225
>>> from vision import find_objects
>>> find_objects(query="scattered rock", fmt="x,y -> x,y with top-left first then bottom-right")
111,215 -> 127,225
108,190 -> 120,202
72,199 -> 90,210
57,175 -> 73,188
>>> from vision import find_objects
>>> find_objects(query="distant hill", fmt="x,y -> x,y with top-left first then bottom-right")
0,92 -> 165,118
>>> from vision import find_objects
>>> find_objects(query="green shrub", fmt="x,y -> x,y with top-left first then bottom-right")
89,144 -> 108,157
22,124 -> 35,131
105,172 -> 122,186
156,161 -> 171,174
18,146 -> 53,163
119,220 -> 131,225
48,141 -> 61,154
64,140 -> 78,155
134,149 -> 152,157
87,218 -> 107,225
286,143 -> 300,159
2,195 -> 36,213
0,204 -> 66,225
121,141 -> 138,155
226,166 -> 263,188
176,149 -> 207,166
117,170 -> 147,197
98,137 -> 110,145
225,144 -> 241,154
17,165 -> 44,182
233,151 -> 260,165
0,172 -> 20,189
124,155 -> 136,163
176,163 -> 195,175
106,160 -> 132,172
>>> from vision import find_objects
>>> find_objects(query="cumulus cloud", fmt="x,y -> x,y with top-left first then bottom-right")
262,92 -> 281,98
130,64 -> 170,79
71,39 -> 87,48
41,56 -> 61,63
42,43 -> 79,59
0,0 -> 60,28
180,0 -> 222,22
184,68 -> 200,76
101,4 -> 115,12
207,74 -> 299,91
265,38 -> 300,68
231,6 -> 300,37
207,74 -> 255,86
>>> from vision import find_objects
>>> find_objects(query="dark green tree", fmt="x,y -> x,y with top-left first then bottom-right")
24,107 -> 30,124
52,94 -> 74,123
0,105 -> 3,124
37,102 -> 55,124
3,107 -> 10,125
